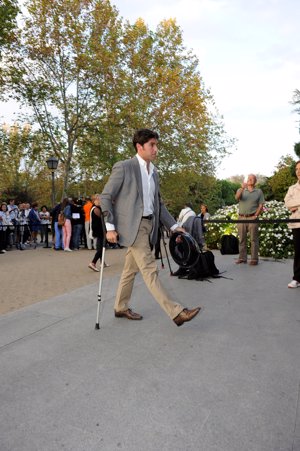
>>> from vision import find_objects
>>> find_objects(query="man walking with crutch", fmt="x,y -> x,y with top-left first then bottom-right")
100,128 -> 202,327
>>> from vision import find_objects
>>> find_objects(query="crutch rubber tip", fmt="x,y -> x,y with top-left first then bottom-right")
95,323 -> 100,330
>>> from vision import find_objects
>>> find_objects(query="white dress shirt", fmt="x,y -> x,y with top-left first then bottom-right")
136,153 -> 155,216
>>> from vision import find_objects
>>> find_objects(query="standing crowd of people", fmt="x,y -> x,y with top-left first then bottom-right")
0,194 -> 118,273
0,199 -> 48,253
51,196 -> 112,271
0,196 -> 111,265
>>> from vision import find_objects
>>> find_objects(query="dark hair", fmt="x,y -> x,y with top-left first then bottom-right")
31,201 -> 38,208
61,197 -> 69,210
41,205 -> 48,210
75,198 -> 83,206
132,129 -> 159,151
185,202 -> 193,209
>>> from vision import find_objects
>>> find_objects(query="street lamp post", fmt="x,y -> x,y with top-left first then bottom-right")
45,156 -> 59,249
46,156 -> 59,208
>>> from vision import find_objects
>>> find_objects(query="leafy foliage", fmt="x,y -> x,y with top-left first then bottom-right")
3,0 -> 232,197
160,175 -> 240,218
259,155 -> 296,201
4,0 -> 123,194
0,0 -> 19,52
160,170 -> 217,216
0,123 -> 65,205
0,123 -> 32,193
294,142 -> 300,159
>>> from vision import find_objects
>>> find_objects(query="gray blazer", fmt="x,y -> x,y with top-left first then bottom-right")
100,156 -> 176,247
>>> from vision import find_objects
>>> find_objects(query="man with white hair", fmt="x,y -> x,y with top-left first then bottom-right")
235,174 -> 264,265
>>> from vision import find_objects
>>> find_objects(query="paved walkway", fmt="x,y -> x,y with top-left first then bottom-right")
1,251 -> 300,451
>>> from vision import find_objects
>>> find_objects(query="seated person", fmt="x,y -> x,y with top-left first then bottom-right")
177,202 -> 196,226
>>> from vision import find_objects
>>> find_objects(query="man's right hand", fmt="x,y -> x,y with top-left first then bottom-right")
106,230 -> 118,244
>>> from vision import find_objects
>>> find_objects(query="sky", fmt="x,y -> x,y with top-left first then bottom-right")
110,0 -> 300,179
1,0 -> 300,179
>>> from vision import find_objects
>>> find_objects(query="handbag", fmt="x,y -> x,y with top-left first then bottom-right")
57,211 -> 66,227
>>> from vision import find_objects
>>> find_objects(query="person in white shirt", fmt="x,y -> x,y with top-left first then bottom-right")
177,203 -> 196,226
39,205 -> 50,243
0,202 -> 10,253
7,199 -> 19,222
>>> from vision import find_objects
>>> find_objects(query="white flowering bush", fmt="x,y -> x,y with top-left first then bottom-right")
206,200 -> 294,259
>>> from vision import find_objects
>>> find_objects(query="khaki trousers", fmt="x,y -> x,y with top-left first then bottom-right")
114,219 -> 183,319
237,216 -> 259,261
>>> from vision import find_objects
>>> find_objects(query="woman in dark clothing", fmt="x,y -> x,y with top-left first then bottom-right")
70,198 -> 84,250
28,202 -> 41,246
88,194 -> 109,272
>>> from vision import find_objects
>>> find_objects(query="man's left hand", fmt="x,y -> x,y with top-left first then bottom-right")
173,226 -> 185,233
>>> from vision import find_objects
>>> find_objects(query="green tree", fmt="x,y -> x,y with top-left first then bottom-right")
0,0 -> 19,98
160,169 -> 217,216
119,18 -> 230,176
0,123 -> 31,193
215,179 -> 240,207
77,17 -> 232,184
263,155 -> 296,201
0,122 -> 67,205
294,142 -> 300,159
4,1 -> 232,198
0,0 -> 19,52
4,0 -> 122,195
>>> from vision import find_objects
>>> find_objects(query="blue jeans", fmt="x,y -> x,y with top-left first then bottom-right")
54,221 -> 63,249
72,224 -> 83,249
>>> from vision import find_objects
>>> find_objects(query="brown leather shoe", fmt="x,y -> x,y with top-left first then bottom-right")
235,259 -> 247,264
114,308 -> 143,320
249,260 -> 258,265
173,307 -> 202,327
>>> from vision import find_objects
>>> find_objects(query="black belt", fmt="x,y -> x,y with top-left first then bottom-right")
142,215 -> 153,220
239,213 -> 256,217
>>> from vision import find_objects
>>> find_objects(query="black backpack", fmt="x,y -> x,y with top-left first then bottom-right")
220,234 -> 239,255
182,250 -> 220,280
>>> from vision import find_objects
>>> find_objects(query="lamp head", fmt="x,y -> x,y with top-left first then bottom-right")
46,156 -> 59,171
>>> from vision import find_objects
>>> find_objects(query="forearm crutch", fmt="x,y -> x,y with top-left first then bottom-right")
160,224 -> 173,275
95,214 -> 107,330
